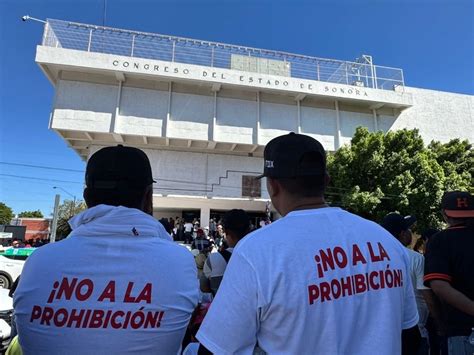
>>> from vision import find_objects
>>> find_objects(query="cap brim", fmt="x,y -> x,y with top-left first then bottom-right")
444,209 -> 474,218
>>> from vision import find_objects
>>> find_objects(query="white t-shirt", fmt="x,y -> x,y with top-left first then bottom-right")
184,223 -> 194,233
197,207 -> 418,355
203,248 -> 233,294
405,248 -> 429,337
203,248 -> 234,279
14,205 -> 199,355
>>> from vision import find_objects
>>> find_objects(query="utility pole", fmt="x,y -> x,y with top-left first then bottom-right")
103,0 -> 107,26
50,194 -> 60,243
53,186 -> 76,219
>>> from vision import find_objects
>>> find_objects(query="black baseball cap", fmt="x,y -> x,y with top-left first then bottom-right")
441,191 -> 474,218
256,132 -> 326,179
85,145 -> 156,190
381,213 -> 417,237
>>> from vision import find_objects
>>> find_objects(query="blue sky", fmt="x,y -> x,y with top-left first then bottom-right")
0,0 -> 473,217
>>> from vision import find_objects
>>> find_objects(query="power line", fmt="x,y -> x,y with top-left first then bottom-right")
0,174 -> 84,185
0,162 -> 84,173
4,199 -> 53,202
0,168 -> 392,198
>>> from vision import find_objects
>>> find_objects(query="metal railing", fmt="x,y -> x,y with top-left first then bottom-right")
42,19 -> 405,91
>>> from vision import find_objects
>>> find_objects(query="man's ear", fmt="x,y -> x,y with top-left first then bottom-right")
143,185 -> 154,216
83,188 -> 91,208
266,177 -> 280,199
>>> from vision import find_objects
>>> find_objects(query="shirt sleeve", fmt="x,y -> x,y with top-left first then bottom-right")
196,250 -> 259,354
402,250 -> 419,329
424,234 -> 451,287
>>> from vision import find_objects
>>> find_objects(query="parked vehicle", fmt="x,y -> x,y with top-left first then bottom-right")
0,248 -> 36,289
0,288 -> 13,352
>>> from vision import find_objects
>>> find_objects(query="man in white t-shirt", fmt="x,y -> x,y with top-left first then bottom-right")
200,209 -> 250,295
382,213 -> 437,353
197,133 -> 419,355
14,145 -> 199,354
184,221 -> 194,244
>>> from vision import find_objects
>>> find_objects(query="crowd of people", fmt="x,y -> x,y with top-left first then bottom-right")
155,214 -> 269,285
6,136 -> 474,355
6,238 -> 48,249
159,216 -> 268,245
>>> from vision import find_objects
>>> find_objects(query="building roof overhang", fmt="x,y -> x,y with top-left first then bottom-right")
37,46 -> 413,111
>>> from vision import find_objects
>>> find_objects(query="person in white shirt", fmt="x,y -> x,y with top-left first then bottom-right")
184,221 -> 194,244
14,145 -> 199,355
381,213 -> 442,354
196,133 -> 419,355
200,209 -> 250,295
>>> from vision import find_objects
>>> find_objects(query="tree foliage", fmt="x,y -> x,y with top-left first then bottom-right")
18,210 -> 44,218
0,202 -> 14,225
56,200 -> 87,238
327,127 -> 473,231
428,139 -> 474,191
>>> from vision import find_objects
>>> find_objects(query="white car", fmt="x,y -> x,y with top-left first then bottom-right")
0,288 -> 13,352
0,248 -> 35,289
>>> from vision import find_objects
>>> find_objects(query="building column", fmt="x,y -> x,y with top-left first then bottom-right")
165,82 -> 172,137
212,91 -> 217,141
255,91 -> 260,145
200,207 -> 211,229
334,100 -> 341,150
372,109 -> 378,132
110,79 -> 123,134
297,99 -> 301,134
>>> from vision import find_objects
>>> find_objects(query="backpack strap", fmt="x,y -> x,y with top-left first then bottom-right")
218,249 -> 232,263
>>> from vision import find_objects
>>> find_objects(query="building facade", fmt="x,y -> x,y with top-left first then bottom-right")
9,218 -> 51,241
36,19 -> 474,227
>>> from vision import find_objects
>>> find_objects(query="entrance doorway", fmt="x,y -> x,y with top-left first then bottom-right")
182,210 -> 200,223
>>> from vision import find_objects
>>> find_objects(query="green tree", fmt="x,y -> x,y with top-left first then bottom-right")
0,202 -> 14,225
18,210 -> 44,218
327,127 -> 472,231
428,139 -> 474,192
56,200 -> 87,238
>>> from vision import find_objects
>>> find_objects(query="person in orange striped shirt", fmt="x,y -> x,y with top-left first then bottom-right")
424,191 -> 474,355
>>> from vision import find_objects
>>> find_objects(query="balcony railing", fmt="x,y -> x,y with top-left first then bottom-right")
42,19 -> 405,91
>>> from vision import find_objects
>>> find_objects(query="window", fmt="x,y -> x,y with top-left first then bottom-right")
242,175 -> 261,198
1,254 -> 28,261
14,255 -> 28,261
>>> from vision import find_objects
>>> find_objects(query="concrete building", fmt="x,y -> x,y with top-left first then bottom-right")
35,19 -> 473,226
10,218 -> 51,241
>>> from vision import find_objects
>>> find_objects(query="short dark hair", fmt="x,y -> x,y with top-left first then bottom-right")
274,152 -> 326,198
159,218 -> 172,234
276,174 -> 326,198
223,209 -> 250,240
84,185 -> 150,210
